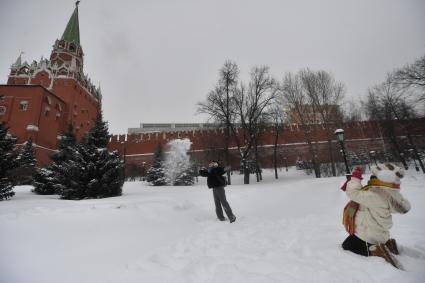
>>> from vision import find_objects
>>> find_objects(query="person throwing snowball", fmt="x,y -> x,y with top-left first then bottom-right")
199,161 -> 236,223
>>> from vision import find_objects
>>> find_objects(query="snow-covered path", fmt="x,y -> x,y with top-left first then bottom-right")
1,169 -> 424,283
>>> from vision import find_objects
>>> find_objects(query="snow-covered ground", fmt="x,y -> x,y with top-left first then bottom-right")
1,169 -> 424,283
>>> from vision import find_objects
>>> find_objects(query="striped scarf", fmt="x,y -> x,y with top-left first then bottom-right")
367,178 -> 400,190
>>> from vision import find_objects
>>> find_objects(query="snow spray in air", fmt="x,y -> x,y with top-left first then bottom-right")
164,139 -> 193,185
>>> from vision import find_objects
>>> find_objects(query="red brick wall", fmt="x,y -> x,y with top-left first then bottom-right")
51,79 -> 99,141
108,119 -> 425,169
0,85 -> 67,165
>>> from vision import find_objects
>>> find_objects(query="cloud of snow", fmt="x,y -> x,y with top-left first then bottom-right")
164,138 -> 192,185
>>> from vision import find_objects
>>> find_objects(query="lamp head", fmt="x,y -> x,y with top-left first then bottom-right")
334,129 -> 344,142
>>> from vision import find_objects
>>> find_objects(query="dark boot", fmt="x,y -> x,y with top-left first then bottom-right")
385,238 -> 399,255
369,244 -> 403,270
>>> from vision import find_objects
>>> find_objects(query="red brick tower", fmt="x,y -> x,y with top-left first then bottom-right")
0,2 -> 101,164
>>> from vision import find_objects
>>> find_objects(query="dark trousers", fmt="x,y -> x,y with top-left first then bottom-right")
342,234 -> 373,256
212,186 -> 234,219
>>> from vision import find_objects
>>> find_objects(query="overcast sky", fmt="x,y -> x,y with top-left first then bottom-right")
1,0 -> 424,134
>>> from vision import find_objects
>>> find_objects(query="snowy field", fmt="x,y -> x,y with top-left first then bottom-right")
1,169 -> 425,283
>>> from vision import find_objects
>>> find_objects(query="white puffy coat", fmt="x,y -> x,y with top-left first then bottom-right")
346,177 -> 411,244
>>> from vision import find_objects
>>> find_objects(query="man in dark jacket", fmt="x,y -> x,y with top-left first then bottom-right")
199,161 -> 236,223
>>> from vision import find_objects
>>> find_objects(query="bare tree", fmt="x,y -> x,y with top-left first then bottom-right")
392,55 -> 425,102
197,60 -> 239,184
265,104 -> 286,179
300,69 -> 345,177
342,99 -> 363,123
219,61 -> 239,185
366,75 -> 424,172
280,72 -> 321,178
232,66 -> 278,184
198,63 -> 277,184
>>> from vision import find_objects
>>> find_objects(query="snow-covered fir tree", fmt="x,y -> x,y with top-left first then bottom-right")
56,143 -> 124,199
164,139 -> 194,186
146,144 -> 168,186
33,125 -> 77,195
55,111 -> 124,199
0,123 -> 17,200
173,167 -> 195,186
51,124 -> 77,164
15,138 -> 37,185
18,138 -> 36,167
32,167 -> 57,195
84,111 -> 108,148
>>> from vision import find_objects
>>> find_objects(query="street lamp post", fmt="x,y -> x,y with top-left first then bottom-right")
399,152 -> 408,170
141,161 -> 146,181
369,150 -> 377,166
335,129 -> 351,180
242,158 -> 249,184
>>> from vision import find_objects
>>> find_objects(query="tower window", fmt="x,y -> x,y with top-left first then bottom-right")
69,44 -> 76,52
19,101 -> 29,111
0,106 -> 6,115
58,41 -> 65,49
58,68 -> 67,76
19,67 -> 29,75
44,106 -> 51,117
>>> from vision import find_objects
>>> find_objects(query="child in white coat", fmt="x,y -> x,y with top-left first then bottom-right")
341,164 -> 411,268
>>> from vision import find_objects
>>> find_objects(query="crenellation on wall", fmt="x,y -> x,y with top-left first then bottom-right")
118,134 -> 126,142
107,119 -> 425,170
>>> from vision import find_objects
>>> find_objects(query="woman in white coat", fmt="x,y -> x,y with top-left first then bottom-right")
341,164 -> 411,268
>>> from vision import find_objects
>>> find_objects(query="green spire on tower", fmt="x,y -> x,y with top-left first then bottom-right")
61,1 -> 80,45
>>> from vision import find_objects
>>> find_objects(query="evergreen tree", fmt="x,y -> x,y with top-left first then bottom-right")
33,125 -> 77,195
85,111 -> 108,148
0,123 -> 17,200
15,138 -> 37,185
57,145 -> 123,199
32,167 -> 56,195
56,112 -> 124,199
173,166 -> 195,186
51,124 -> 77,164
146,144 -> 168,186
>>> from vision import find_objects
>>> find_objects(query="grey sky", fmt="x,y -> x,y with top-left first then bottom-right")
1,0 -> 424,134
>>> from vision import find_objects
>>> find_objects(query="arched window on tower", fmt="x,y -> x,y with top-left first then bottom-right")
19,67 -> 29,75
44,106 -> 51,117
58,68 -> 68,76
69,43 -> 76,52
55,102 -> 62,112
19,100 -> 29,111
58,40 -> 65,49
